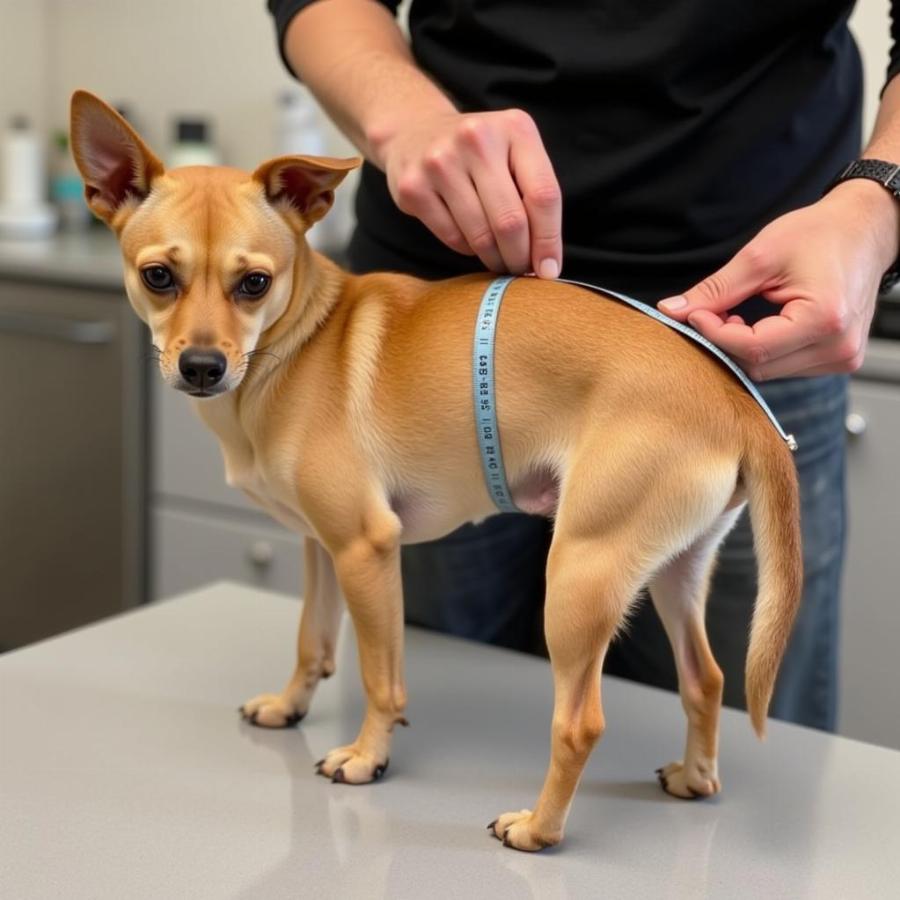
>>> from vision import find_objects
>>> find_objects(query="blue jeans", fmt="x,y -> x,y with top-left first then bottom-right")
401,376 -> 847,732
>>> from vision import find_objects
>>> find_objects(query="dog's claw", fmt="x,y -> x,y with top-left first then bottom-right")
315,754 -> 389,784
487,819 -> 498,832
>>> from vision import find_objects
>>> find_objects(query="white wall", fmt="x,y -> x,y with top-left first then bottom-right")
0,0 -> 50,133
44,0 -> 332,169
851,0 -> 892,138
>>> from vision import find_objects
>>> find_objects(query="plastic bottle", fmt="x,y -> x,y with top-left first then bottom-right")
277,89 -> 355,251
169,119 -> 220,168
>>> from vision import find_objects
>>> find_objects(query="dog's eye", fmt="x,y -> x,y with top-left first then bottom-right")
141,265 -> 175,293
237,272 -> 271,300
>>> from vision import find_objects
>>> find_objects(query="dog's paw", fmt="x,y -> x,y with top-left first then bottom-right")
239,693 -> 306,729
656,760 -> 721,799
487,809 -> 560,852
315,745 -> 389,785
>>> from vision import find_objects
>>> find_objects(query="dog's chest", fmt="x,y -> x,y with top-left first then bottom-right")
226,456 -> 313,535
195,398 -> 313,535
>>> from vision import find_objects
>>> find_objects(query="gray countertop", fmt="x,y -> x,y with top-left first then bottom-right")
0,230 -> 124,290
2,581 -> 898,899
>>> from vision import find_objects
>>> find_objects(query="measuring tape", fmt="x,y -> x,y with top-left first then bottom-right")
472,276 -> 519,512
472,276 -> 797,514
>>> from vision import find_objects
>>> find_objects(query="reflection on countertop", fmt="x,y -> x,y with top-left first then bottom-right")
0,228 -> 123,290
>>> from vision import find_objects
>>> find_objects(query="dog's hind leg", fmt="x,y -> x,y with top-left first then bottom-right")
241,537 -> 345,727
489,533 -> 645,851
488,436 -> 740,850
650,504 -> 744,799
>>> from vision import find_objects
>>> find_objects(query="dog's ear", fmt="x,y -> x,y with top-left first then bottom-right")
252,155 -> 361,229
69,90 -> 164,227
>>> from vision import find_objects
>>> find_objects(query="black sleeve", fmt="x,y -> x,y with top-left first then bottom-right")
267,0 -> 402,77
888,0 -> 900,88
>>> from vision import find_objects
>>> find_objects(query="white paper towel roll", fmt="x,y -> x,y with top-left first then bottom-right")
0,119 -> 58,238
2,126 -> 45,207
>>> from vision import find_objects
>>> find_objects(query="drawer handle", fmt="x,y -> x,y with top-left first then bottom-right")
0,309 -> 115,344
845,412 -> 867,437
248,540 -> 275,568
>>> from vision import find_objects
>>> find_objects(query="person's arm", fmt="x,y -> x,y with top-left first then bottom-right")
276,0 -> 562,277
655,27 -> 900,381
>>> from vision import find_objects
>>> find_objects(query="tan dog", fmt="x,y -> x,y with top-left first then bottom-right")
70,90 -> 801,852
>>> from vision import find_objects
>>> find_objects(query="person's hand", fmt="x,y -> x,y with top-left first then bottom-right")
373,108 -> 563,277
657,180 -> 900,380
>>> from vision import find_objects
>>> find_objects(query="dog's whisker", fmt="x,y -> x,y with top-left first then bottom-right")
239,352 -> 280,380
242,351 -> 282,367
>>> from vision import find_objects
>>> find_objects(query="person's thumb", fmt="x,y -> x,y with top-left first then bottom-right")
657,247 -> 768,321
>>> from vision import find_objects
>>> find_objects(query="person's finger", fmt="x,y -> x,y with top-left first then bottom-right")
468,150 -> 531,273
433,166 -> 505,271
658,246 -> 773,319
685,301 -> 821,370
414,195 -> 475,256
791,353 -> 866,378
392,172 -> 473,255
751,330 -> 864,380
507,114 -> 563,278
726,314 -> 745,325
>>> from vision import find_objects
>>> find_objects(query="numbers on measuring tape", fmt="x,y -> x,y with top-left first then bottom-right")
472,277 -> 518,513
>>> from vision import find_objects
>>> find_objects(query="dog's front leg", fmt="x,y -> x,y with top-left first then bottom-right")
241,537 -> 345,727
315,519 -> 407,784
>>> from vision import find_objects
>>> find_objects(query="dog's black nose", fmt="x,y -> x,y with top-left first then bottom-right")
178,347 -> 227,392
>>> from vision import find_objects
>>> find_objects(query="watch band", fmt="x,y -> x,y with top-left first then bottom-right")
827,159 -> 900,292
831,159 -> 900,197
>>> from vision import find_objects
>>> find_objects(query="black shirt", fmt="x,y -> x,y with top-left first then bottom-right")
268,1 -> 898,297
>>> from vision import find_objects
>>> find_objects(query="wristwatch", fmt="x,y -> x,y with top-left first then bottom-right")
826,159 -> 900,292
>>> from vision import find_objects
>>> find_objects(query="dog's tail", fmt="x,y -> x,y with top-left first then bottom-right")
740,417 -> 803,738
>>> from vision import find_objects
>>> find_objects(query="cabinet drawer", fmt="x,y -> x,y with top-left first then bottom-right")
153,505 -> 302,600
841,379 -> 900,749
0,278 -> 146,648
